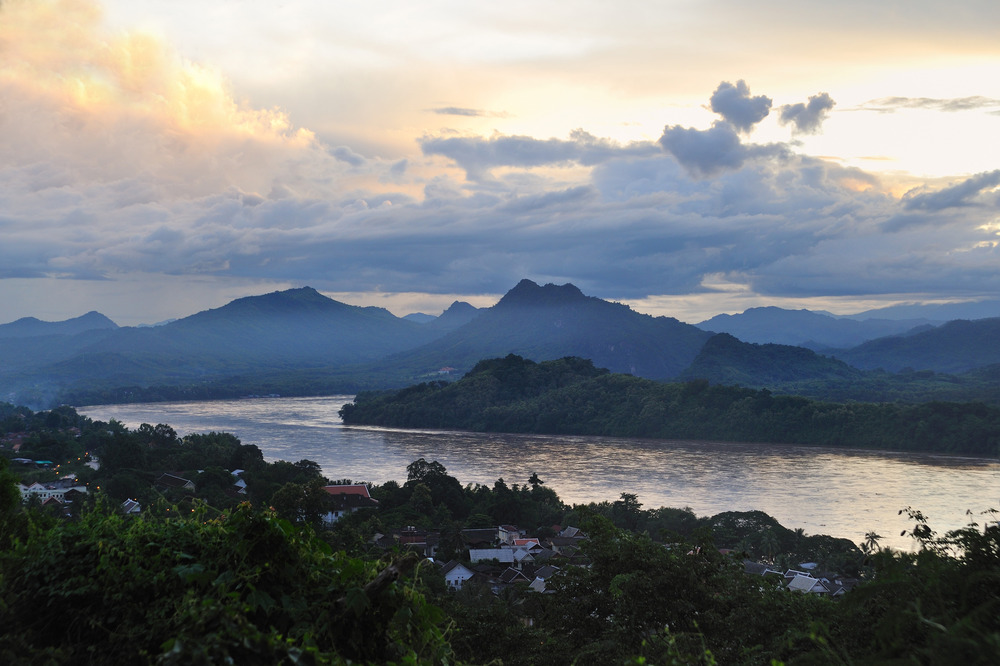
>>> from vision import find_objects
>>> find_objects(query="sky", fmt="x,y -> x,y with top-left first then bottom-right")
2,0 -> 999,326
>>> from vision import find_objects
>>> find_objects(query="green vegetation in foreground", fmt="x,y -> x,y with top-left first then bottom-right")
340,354 -> 1000,456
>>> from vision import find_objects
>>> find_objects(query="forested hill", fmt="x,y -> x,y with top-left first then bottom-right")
340,354 -> 1000,456
681,333 -> 866,385
833,317 -> 1000,373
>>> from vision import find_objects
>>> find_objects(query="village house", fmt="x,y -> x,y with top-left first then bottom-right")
19,480 -> 88,503
155,473 -> 195,492
440,560 -> 477,590
320,484 -> 379,524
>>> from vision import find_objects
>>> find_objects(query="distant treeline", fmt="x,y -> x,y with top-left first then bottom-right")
341,355 -> 1000,456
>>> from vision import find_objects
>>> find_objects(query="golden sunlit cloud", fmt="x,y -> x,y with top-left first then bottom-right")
0,0 -> 316,196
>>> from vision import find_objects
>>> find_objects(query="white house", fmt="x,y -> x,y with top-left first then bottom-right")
440,560 -> 477,590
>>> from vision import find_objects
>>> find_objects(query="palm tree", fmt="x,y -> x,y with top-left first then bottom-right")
760,528 -> 780,562
863,530 -> 883,554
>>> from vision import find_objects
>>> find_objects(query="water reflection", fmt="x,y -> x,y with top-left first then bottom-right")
81,396 -> 1000,552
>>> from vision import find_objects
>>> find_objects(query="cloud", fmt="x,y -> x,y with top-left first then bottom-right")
859,96 -> 1000,113
0,0 -> 325,200
658,122 -> 788,178
709,80 -> 772,133
419,129 -> 660,180
659,122 -> 747,177
779,92 -> 836,134
3,6 -> 998,325
330,146 -> 367,167
902,170 -> 1000,212
430,107 -> 509,118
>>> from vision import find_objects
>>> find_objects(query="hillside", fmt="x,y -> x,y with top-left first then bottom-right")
697,306 -> 935,349
0,288 -> 444,407
7,282 -> 1000,409
677,332 -> 1000,403
835,317 -> 1000,373
370,279 -> 712,381
681,333 -> 866,385
340,354 -> 1000,456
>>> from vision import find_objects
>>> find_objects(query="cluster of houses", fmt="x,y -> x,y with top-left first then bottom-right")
12,472 -> 861,599
743,561 -> 859,597
370,522 -> 588,594
320,483 -> 861,598
17,476 -> 88,514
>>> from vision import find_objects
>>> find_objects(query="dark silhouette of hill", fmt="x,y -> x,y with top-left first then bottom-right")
370,279 -> 712,381
402,313 -> 437,324
0,312 -> 122,387
677,332 -> 1000,403
834,317 -> 1000,373
424,301 -> 481,333
0,311 -> 118,338
7,282 -> 1000,409
1,287 -> 445,406
681,333 -> 866,386
844,299 -> 1000,321
697,306 -> 936,349
341,354 -> 1000,456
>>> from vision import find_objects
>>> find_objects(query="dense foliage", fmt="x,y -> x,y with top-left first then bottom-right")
341,355 -> 1000,456
682,333 -> 1000,404
0,502 -> 454,665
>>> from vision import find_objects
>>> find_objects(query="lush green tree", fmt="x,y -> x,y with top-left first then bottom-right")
98,431 -> 147,472
531,515 -> 829,665
269,479 -> 333,526
0,502 -> 457,665
817,508 -> 1000,664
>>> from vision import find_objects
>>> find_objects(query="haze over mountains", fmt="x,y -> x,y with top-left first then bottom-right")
696,307 -> 938,350
2,280 -> 999,409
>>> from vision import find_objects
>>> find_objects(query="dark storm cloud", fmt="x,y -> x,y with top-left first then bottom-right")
902,170 -> 1000,212
709,80 -> 772,133
419,129 -> 660,179
8,138 -> 1000,308
658,122 -> 788,178
779,93 -> 836,134
859,96 -> 1000,113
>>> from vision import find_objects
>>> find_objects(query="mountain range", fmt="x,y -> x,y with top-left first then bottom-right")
696,307 -> 937,349
2,281 -> 1000,409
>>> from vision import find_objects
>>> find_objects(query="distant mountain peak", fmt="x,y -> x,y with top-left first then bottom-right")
0,310 -> 118,338
440,301 -> 478,317
222,286 -> 336,310
403,312 -> 437,324
496,279 -> 587,308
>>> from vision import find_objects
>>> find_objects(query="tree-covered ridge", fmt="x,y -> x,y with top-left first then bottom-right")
341,354 -> 1000,455
836,316 -> 1000,373
684,332 -> 1000,404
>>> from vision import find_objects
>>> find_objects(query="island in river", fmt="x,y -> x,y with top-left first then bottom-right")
340,354 -> 1000,457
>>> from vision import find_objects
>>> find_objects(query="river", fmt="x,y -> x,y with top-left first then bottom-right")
80,395 -> 1000,551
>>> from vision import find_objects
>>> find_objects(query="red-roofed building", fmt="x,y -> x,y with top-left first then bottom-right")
322,484 -> 379,524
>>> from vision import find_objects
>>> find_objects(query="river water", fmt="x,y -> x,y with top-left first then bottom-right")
80,396 -> 1000,551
